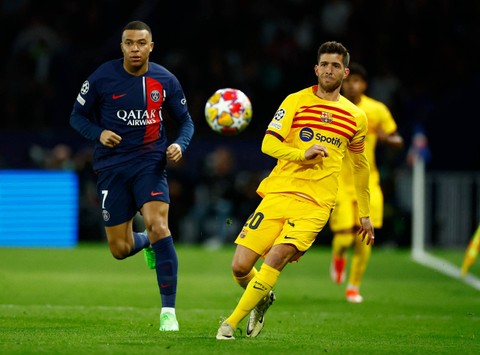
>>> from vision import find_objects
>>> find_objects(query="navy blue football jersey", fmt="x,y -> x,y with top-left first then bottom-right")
71,58 -> 194,171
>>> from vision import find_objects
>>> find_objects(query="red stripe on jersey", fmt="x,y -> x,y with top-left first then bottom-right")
298,104 -> 355,121
291,123 -> 353,140
349,141 -> 365,153
144,77 -> 164,144
293,116 -> 356,135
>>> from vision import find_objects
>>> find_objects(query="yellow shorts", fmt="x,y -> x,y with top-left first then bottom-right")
235,193 -> 332,259
329,182 -> 384,232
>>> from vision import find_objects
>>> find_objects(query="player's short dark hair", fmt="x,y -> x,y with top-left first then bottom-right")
317,41 -> 350,67
123,20 -> 152,35
348,62 -> 368,80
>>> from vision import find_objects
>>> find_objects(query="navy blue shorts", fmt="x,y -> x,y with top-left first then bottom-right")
96,159 -> 170,226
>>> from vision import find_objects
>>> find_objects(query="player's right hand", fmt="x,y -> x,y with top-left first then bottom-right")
304,144 -> 329,160
358,217 -> 375,245
100,130 -> 122,148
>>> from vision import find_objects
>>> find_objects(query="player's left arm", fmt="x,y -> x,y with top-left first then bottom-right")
166,79 -> 195,161
375,103 -> 404,149
351,148 -> 375,245
350,112 -> 374,244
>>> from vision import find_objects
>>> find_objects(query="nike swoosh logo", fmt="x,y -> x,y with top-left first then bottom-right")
112,93 -> 127,100
253,281 -> 267,291
284,235 -> 296,240
160,283 -> 173,288
150,191 -> 164,196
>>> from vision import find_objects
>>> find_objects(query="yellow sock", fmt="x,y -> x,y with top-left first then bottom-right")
225,263 -> 280,329
332,232 -> 355,258
233,267 -> 257,289
348,237 -> 372,287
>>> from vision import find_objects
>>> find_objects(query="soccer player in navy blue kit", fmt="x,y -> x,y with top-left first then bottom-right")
70,20 -> 194,331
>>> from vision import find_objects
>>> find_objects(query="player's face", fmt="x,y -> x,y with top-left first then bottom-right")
121,29 -> 154,75
314,54 -> 348,93
342,74 -> 367,102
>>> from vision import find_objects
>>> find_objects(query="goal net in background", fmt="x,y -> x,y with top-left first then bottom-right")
395,156 -> 480,290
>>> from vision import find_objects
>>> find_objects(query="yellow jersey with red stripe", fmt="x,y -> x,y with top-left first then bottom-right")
257,86 -> 370,217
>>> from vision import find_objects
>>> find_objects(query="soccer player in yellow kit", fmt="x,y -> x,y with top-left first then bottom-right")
329,62 -> 403,303
216,42 -> 375,340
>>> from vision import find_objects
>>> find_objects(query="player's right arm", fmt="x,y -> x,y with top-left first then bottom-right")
70,75 -> 121,147
261,93 -> 328,162
262,134 -> 329,161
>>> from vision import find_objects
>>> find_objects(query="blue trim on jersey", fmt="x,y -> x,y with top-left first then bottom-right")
266,129 -> 285,142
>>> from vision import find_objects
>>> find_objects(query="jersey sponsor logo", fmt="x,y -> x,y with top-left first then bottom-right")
274,108 -> 286,121
117,109 -> 159,126
80,80 -> 89,95
299,127 -> 342,147
299,127 -> 315,141
112,93 -> 127,100
150,90 -> 160,102
150,191 -> 164,196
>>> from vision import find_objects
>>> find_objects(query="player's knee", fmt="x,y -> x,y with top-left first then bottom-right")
231,261 -> 250,278
145,221 -> 170,238
108,241 -> 129,260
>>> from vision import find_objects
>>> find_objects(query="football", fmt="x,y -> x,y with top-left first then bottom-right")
204,88 -> 252,136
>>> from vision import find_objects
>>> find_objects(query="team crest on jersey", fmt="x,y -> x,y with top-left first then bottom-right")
150,90 -> 160,102
320,111 -> 333,123
274,108 -> 286,121
102,209 -> 110,221
80,80 -> 89,95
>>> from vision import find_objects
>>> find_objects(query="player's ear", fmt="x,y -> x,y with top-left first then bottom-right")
343,67 -> 350,79
150,41 -> 154,52
314,64 -> 319,77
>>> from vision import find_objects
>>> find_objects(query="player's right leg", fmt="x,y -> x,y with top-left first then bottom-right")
97,167 -> 150,260
328,194 -> 357,285
330,232 -> 354,283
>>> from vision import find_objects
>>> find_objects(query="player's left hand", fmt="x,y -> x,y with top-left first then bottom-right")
167,143 -> 182,162
358,217 -> 375,245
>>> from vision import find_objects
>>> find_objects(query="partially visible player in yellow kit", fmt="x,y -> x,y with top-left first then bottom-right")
329,62 -> 403,303
216,42 -> 375,340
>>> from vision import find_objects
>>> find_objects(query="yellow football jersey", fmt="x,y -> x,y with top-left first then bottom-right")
339,94 -> 398,191
257,86 -> 370,217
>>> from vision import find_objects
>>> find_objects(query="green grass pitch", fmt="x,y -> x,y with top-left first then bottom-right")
0,244 -> 479,354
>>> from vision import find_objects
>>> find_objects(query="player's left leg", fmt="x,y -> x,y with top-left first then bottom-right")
345,183 -> 382,303
346,238 -> 372,303
142,200 -> 179,331
331,231 -> 355,283
218,244 -> 291,339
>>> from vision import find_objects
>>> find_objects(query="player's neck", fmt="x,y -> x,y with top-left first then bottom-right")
123,62 -> 149,76
315,88 -> 340,101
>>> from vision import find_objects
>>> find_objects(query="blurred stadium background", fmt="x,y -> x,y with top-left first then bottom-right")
0,0 -> 479,255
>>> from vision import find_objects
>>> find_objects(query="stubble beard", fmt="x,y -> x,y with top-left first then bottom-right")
319,77 -> 342,93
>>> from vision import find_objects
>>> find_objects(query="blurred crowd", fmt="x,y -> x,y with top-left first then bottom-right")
1,0 -> 479,244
